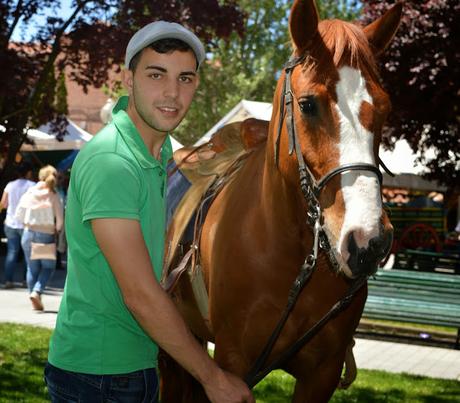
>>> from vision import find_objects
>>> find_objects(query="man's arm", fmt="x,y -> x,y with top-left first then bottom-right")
52,193 -> 64,232
91,218 -> 254,403
0,191 -> 8,210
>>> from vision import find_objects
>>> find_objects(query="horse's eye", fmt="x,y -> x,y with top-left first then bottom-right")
298,96 -> 318,116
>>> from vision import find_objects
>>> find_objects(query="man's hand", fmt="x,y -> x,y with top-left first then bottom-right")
203,368 -> 255,403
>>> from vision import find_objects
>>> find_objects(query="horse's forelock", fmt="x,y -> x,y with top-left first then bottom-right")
309,20 -> 379,79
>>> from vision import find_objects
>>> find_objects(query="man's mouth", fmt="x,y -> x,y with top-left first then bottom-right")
157,106 -> 179,114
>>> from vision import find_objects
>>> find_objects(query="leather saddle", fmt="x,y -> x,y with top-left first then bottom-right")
162,118 -> 269,299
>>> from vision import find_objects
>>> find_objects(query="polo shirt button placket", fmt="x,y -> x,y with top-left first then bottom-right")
158,170 -> 165,197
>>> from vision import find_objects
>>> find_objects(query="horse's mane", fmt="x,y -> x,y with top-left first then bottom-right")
304,19 -> 379,79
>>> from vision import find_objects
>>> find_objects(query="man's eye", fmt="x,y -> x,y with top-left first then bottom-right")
150,73 -> 162,79
179,76 -> 192,83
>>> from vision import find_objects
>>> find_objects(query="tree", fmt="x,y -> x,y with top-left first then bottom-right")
0,0 -> 244,187
174,0 -> 362,145
316,0 -> 361,20
360,0 -> 460,190
174,0 -> 291,144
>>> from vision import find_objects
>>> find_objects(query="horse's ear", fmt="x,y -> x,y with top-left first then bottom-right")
363,2 -> 403,56
289,0 -> 319,53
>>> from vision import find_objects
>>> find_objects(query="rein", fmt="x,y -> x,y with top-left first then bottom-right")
244,55 -> 385,388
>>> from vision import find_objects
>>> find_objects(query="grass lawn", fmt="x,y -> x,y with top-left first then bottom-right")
0,323 -> 51,402
0,323 -> 458,402
254,370 -> 460,403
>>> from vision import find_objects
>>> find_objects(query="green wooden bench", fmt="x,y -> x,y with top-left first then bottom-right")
362,269 -> 460,349
394,249 -> 460,275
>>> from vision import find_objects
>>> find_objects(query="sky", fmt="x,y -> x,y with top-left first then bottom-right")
11,0 -> 74,42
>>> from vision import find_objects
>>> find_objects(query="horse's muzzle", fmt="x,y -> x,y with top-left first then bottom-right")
346,229 -> 393,277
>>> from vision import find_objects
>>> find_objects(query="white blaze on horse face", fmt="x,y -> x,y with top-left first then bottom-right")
333,66 -> 382,270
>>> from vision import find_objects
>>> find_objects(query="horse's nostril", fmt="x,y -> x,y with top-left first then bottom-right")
347,232 -> 358,257
347,231 -> 393,276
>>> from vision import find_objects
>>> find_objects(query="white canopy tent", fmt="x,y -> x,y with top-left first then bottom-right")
21,120 -> 183,153
195,100 -> 273,146
378,139 -> 446,191
169,136 -> 183,152
21,119 -> 93,151
196,100 -> 445,191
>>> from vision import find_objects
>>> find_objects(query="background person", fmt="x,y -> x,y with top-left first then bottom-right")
45,21 -> 253,403
0,161 -> 35,288
16,165 -> 63,310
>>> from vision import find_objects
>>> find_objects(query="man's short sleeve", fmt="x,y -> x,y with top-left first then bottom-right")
76,153 -> 142,222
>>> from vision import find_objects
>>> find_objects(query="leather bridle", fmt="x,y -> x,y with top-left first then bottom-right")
244,55 -> 393,388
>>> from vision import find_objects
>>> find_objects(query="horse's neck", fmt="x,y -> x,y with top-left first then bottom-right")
258,143 -> 312,250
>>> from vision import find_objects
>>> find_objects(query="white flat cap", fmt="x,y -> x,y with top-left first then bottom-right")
125,21 -> 206,68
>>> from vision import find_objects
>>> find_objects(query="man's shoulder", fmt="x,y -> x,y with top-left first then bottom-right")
5,179 -> 33,191
76,123 -> 135,164
82,124 -> 118,154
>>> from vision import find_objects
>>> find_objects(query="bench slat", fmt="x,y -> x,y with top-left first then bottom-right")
363,268 -> 460,333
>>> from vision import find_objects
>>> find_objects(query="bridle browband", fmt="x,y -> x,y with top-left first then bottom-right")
244,55 -> 393,388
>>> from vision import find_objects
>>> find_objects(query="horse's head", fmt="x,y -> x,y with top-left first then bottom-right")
270,0 -> 401,279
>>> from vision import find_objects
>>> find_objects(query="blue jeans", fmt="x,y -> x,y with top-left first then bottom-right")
3,225 -> 23,283
44,362 -> 159,402
21,229 -> 56,294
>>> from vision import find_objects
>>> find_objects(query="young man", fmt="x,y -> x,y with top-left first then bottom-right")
45,21 -> 254,403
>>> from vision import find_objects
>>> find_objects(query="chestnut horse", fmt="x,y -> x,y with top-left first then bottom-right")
162,1 -> 401,401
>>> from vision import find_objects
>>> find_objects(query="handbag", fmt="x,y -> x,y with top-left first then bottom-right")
30,242 -> 57,260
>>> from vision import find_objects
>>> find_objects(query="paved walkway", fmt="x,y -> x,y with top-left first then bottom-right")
0,266 -> 459,381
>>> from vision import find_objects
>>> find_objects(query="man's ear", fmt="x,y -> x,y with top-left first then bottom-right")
121,69 -> 134,96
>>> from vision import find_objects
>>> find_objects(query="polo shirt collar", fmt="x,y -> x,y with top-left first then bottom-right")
111,96 -> 173,170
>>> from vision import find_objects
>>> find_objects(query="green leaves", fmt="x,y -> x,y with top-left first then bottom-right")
361,0 -> 460,189
174,0 -> 363,145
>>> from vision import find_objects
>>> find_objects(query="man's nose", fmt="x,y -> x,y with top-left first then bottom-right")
163,78 -> 179,99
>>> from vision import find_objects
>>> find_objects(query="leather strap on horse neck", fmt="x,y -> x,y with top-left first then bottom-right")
243,181 -> 367,387
274,55 -> 306,168
244,275 -> 367,389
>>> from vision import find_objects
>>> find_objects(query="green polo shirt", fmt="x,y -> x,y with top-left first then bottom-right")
48,96 -> 172,374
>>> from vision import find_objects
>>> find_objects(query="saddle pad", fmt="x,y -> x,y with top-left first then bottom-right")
162,118 -> 269,282
163,121 -> 247,276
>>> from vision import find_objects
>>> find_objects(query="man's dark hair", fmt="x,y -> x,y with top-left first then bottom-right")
129,38 -> 198,72
16,161 -> 33,178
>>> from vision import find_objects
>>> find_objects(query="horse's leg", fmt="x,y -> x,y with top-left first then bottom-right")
291,360 -> 343,403
159,346 -> 210,403
158,348 -> 187,403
